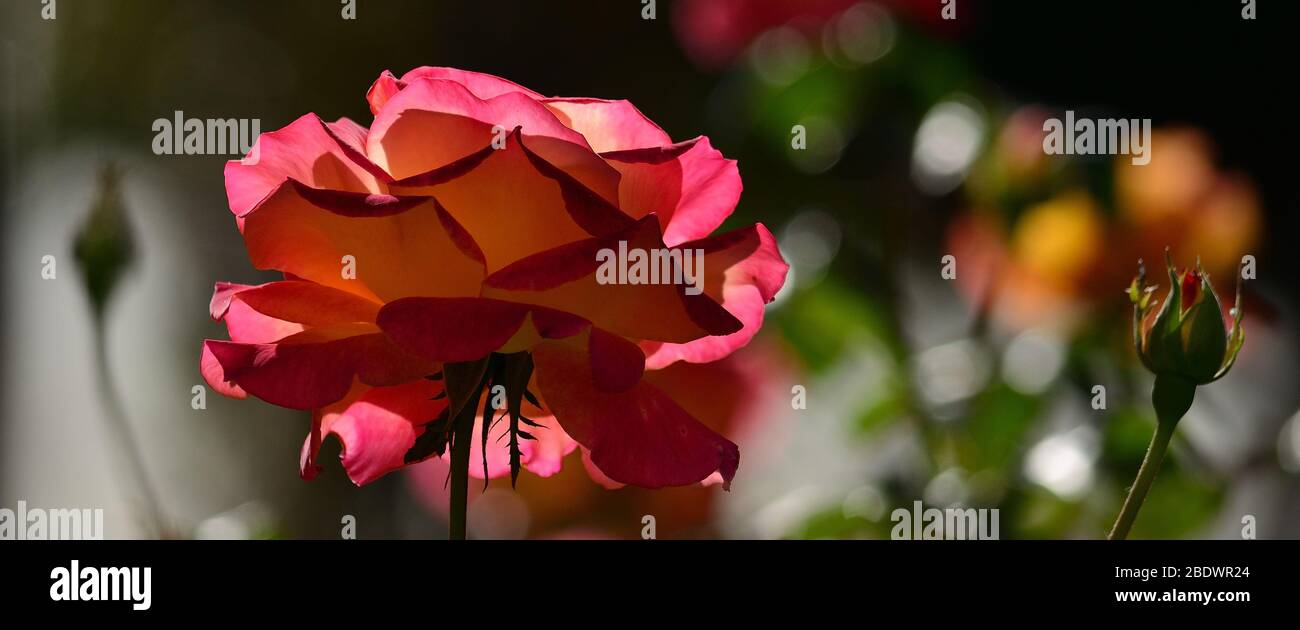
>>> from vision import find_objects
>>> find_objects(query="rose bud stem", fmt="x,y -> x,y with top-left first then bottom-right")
1107,375 -> 1196,540
92,315 -> 169,538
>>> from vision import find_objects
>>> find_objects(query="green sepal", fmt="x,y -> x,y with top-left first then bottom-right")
1143,254 -> 1186,375
1151,374 -> 1196,428
1180,265 -> 1228,384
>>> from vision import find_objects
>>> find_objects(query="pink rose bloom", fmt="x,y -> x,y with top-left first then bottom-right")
201,67 -> 788,492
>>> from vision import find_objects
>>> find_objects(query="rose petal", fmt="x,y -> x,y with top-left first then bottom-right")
588,327 -> 645,393
643,223 -> 787,368
366,77 -> 594,180
542,98 -> 672,153
399,66 -> 545,101
302,379 -> 446,485
379,298 -> 529,363
221,280 -> 382,327
579,448 -> 625,490
200,342 -> 247,399
203,327 -> 433,410
390,130 -> 628,272
533,331 -> 739,489
219,299 -> 305,344
366,70 -> 406,116
225,113 -> 386,220
377,297 -> 589,363
325,118 -> 371,158
602,136 -> 741,246
209,280 -> 383,345
239,180 -> 486,302
516,414 -> 578,477
484,216 -> 741,343
464,412 -> 578,480
209,281 -> 253,320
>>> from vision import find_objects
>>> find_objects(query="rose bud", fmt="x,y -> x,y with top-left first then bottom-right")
1109,248 -> 1246,540
1129,248 -> 1245,388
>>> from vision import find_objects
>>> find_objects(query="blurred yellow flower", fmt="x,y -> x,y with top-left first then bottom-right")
1012,191 -> 1105,289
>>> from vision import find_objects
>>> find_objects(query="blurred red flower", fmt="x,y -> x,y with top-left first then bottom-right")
674,0 -> 966,70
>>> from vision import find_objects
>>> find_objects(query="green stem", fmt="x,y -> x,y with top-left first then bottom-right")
92,316 -> 166,538
1107,375 -> 1194,540
448,399 -> 475,541
1107,418 -> 1175,540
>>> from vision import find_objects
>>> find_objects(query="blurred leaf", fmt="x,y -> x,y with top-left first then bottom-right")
855,372 -> 907,434
773,280 -> 892,372
1012,486 -> 1086,539
1103,405 -> 1160,466
793,504 -> 888,540
956,381 -> 1043,472
752,65 -> 866,149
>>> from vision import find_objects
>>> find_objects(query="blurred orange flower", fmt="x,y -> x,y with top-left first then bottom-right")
950,122 -> 1260,332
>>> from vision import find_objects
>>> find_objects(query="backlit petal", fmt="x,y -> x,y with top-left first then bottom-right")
533,331 -> 739,489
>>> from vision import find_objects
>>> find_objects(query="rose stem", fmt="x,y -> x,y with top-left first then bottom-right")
448,399 -> 475,540
92,316 -> 166,538
1108,375 -> 1195,540
1107,419 -> 1175,540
